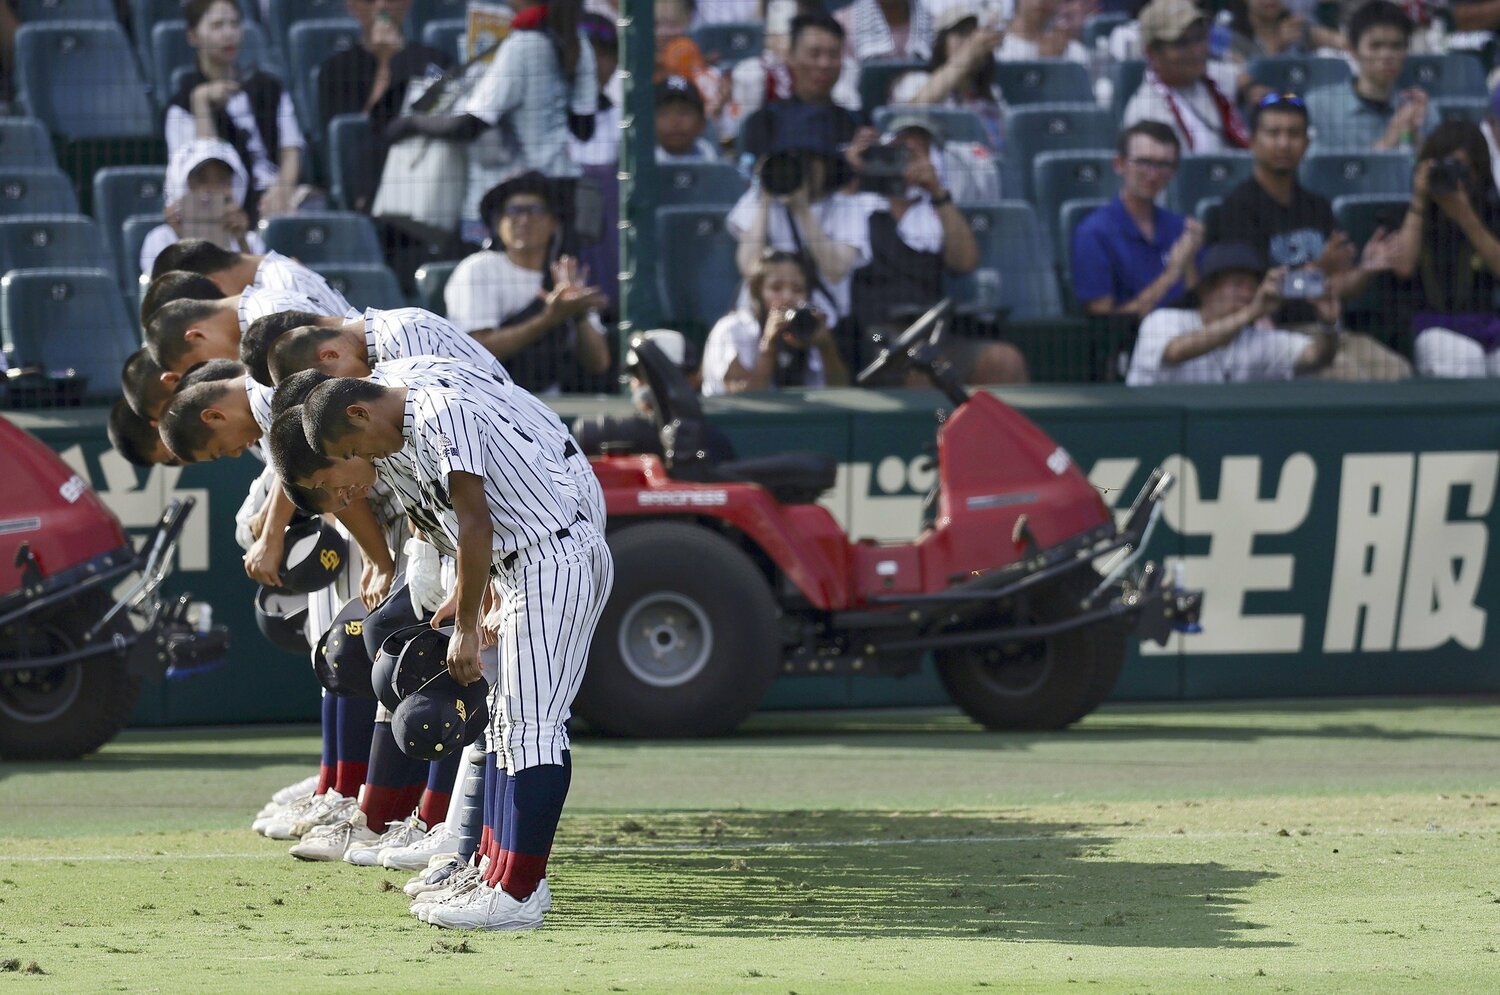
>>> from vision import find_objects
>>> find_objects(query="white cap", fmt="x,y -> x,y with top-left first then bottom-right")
165,139 -> 250,207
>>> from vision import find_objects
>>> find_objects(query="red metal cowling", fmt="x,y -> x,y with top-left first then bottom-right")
0,415 -> 127,597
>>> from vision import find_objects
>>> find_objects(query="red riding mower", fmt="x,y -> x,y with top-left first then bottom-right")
0,415 -> 228,760
573,301 -> 1201,738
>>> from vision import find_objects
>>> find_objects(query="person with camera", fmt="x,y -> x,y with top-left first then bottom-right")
702,251 -> 850,395
889,7 -> 1007,151
1127,241 -> 1340,384
140,139 -> 266,278
1391,121 -> 1500,377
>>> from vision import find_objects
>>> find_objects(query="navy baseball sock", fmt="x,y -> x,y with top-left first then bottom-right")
359,720 -> 426,833
333,696 -> 376,798
490,765 -> 511,870
478,751 -> 496,864
419,753 -> 461,828
316,693 -> 337,794
497,752 -> 572,901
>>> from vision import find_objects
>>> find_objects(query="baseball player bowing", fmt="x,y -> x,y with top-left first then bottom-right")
303,369 -> 613,932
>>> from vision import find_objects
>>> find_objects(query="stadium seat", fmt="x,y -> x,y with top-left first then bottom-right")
1109,60 -> 1145,124
1331,193 -> 1408,247
267,0 -> 352,62
657,161 -> 749,207
872,106 -> 995,148
0,169 -> 80,217
121,213 -> 160,285
1434,96 -> 1487,124
1399,53 -> 1487,100
14,22 -> 157,141
131,0 -> 190,66
327,114 -> 375,211
151,19 -> 280,106
693,22 -> 764,68
415,260 -> 461,317
993,61 -> 1094,107
950,201 -> 1061,320
1083,11 -> 1129,47
0,118 -> 56,169
0,215 -> 114,280
1298,150 -> 1413,201
655,206 -> 741,329
1196,196 -> 1222,234
92,167 -> 167,288
421,18 -> 467,63
1247,56 -> 1351,94
857,59 -> 925,114
1002,103 -> 1114,200
1,268 -> 138,400
259,211 -> 383,265
1059,196 -> 1110,287
16,0 -> 115,21
407,0 -> 469,43
1166,152 -> 1253,215
312,262 -> 408,311
287,19 -> 362,136
1033,151 -> 1120,263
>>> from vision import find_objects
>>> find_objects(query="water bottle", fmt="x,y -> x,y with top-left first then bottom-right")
1209,11 -> 1233,61
973,268 -> 1002,312
1091,38 -> 1114,110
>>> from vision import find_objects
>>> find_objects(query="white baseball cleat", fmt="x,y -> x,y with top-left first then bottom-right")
289,811 -> 379,861
380,822 -> 459,870
425,881 -> 545,931
343,813 -> 427,867
288,792 -> 358,839
413,870 -> 483,923
404,856 -> 467,898
271,774 -> 321,806
259,791 -> 343,840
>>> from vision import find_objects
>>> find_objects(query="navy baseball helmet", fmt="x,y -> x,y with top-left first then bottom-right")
253,585 -> 308,655
391,672 -> 488,760
391,626 -> 453,702
361,579 -> 430,661
277,517 -> 348,594
312,597 -> 375,698
371,622 -> 432,712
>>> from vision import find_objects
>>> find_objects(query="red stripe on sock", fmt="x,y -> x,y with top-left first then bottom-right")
418,790 -> 450,829
315,764 -> 333,795
333,761 -> 368,798
361,784 -> 422,834
499,852 -> 548,901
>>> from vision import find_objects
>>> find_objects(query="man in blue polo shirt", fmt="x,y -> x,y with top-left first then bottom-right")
1071,121 -> 1204,317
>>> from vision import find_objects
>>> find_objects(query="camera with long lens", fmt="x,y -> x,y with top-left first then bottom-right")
761,151 -> 805,197
781,306 -> 820,347
1428,154 -> 1471,195
857,139 -> 911,197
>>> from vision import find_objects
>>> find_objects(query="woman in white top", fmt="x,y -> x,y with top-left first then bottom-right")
702,251 -> 849,396
140,139 -> 266,278
996,0 -> 1090,63
891,9 -> 1008,150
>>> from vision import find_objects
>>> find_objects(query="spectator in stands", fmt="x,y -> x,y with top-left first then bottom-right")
316,0 -> 452,214
1304,1 -> 1435,152
656,0 -> 727,117
876,115 -> 998,204
1127,241 -> 1340,383
725,5 -> 862,140
388,0 -> 597,243
1225,0 -> 1335,63
166,0 -> 306,219
141,140 -> 265,278
1073,122 -> 1204,317
836,0 -> 932,61
657,76 -> 720,162
891,8 -> 1008,151
1123,0 -> 1248,153
702,251 -> 849,395
443,172 -> 611,394
997,0 -> 1090,63
851,118 -> 1029,384
572,13 -> 622,318
1214,93 -> 1410,377
1392,121 -> 1500,377
730,105 -> 872,324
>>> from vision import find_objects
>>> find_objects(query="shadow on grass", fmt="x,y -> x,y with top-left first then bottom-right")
559,810 -> 1286,947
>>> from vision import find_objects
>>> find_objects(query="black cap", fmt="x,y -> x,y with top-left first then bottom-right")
276,517 -> 348,594
478,170 -> 560,231
253,585 -> 308,655
391,673 -> 488,761
361,579 -> 427,661
371,621 -> 432,713
1197,241 -> 1266,286
392,625 -> 453,702
312,597 -> 375,698
655,74 -> 704,114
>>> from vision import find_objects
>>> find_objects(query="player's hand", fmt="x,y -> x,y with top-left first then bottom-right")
361,557 -> 395,611
480,584 -> 503,649
446,626 -> 483,686
247,504 -> 269,541
430,586 -> 459,628
243,529 -> 283,587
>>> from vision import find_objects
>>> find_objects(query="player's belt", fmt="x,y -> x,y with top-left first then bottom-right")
498,513 -> 587,571
563,440 -> 578,458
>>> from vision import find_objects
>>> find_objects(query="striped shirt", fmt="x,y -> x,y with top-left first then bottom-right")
245,376 -> 275,434
238,287 -> 360,338
363,307 -> 511,385
252,251 -> 352,317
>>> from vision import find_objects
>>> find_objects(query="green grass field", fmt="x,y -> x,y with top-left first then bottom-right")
2,700 -> 1500,993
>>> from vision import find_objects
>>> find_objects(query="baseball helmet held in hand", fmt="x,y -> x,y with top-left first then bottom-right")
371,621 -> 433,712
254,585 -> 309,654
312,597 -> 375,698
276,517 -> 348,594
392,670 -> 489,760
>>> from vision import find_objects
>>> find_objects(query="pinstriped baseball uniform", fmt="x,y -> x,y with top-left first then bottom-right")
238,288 -> 361,338
252,250 -> 353,317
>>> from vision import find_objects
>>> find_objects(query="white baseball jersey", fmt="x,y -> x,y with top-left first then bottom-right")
239,288 -> 361,338
252,250 -> 352,317
364,307 -> 511,383
245,376 -> 275,434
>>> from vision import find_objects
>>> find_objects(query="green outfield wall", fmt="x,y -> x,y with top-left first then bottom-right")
16,379 -> 1500,727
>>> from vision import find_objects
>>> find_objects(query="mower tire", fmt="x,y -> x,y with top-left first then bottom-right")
575,521 -> 780,738
0,590 -> 141,760
936,570 -> 1127,731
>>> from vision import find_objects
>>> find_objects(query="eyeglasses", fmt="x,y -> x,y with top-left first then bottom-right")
1257,92 -> 1307,110
1127,156 -> 1179,172
502,203 -> 550,219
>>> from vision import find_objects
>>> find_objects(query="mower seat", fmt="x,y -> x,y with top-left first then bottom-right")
710,452 -> 837,505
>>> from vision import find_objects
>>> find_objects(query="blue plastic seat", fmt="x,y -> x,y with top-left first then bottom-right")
993,61 -> 1094,107
1,268 -> 138,400
1002,103 -> 1114,200
421,18 -> 467,63
312,262 -> 407,311
0,169 -> 80,217
1059,196 -> 1111,287
692,22 -> 764,68
1298,150 -> 1413,201
0,215 -> 114,279
872,106 -> 996,148
1109,59 -> 1145,124
655,206 -> 741,328
131,0 -> 190,65
1033,151 -> 1120,263
259,211 -> 383,265
1248,56 -> 1351,94
288,19 -> 362,136
857,59 -> 925,114
151,18 -> 280,106
16,0 -> 115,21
415,260 -> 461,317
15,22 -> 157,140
1399,53 -> 1487,99
950,201 -> 1061,319
327,114 -> 376,211
266,0 -> 352,62
93,167 -> 167,288
657,161 -> 748,207
1166,152 -> 1253,215
1331,193 -> 1409,247
121,213 -> 161,283
0,118 -> 57,169
1197,196 -> 1222,233
1434,96 -> 1487,125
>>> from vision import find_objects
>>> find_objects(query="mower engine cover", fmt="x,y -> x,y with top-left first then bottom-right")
276,517 -> 348,594
313,597 -> 375,698
254,585 -> 309,655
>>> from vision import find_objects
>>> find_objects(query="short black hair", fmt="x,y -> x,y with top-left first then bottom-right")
303,377 -> 387,455
147,298 -> 222,370
272,369 -> 332,420
121,348 -> 173,421
1348,0 -> 1413,48
284,480 -> 333,516
178,358 -> 246,390
108,398 -> 173,467
1117,120 -> 1180,159
141,270 -> 223,325
242,309 -> 325,386
269,326 -> 344,385
268,406 -> 334,487
150,238 -> 240,282
159,379 -> 233,463
1249,96 -> 1310,134
789,12 -> 844,49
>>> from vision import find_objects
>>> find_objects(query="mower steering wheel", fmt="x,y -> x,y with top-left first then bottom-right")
855,298 -> 953,387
